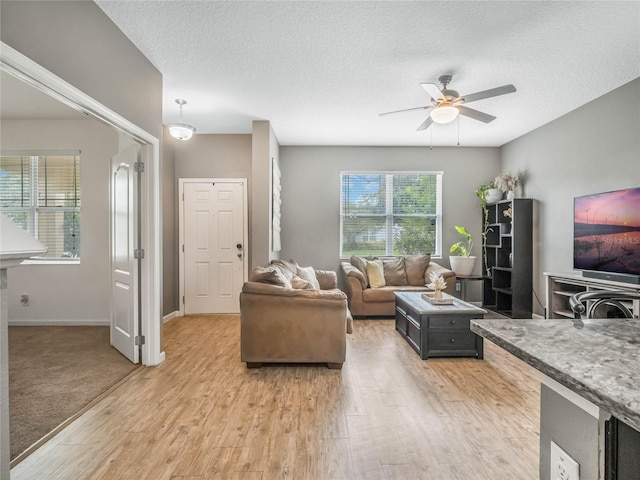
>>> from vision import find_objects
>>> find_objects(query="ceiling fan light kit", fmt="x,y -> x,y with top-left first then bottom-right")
168,99 -> 196,140
430,104 -> 459,124
380,74 -> 516,132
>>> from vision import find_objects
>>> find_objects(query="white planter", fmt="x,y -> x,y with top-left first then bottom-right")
486,188 -> 503,203
449,256 -> 477,276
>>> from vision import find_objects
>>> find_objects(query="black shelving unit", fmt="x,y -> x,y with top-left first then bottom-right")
482,198 -> 533,318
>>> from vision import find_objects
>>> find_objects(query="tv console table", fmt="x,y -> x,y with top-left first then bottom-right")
545,272 -> 640,319
394,292 -> 486,359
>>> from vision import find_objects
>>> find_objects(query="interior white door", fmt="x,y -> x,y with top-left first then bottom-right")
184,181 -> 246,314
110,146 -> 139,363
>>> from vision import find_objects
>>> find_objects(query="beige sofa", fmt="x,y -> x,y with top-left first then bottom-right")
240,260 -> 352,369
341,255 -> 456,317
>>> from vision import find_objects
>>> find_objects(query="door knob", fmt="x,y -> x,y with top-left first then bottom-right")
237,253 -> 242,258
236,243 -> 242,250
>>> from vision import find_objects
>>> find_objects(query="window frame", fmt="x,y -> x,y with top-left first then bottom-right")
0,151 -> 81,264
339,171 -> 443,259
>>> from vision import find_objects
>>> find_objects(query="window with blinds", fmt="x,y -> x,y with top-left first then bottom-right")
340,172 -> 442,257
0,154 -> 81,259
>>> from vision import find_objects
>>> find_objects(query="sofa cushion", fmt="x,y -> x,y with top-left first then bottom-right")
249,266 -> 291,288
291,276 -> 316,290
297,265 -> 320,290
404,254 -> 431,286
382,257 -> 408,286
366,258 -> 386,288
362,285 -> 432,303
350,255 -> 370,284
341,262 -> 368,289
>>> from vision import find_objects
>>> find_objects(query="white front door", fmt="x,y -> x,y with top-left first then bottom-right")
182,180 -> 247,314
110,146 -> 139,363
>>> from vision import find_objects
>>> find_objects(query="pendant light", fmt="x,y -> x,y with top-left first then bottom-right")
168,99 -> 196,140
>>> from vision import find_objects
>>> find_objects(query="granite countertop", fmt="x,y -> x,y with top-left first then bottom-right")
470,318 -> 640,431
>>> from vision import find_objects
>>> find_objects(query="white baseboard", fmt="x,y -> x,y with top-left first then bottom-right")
8,319 -> 109,326
163,310 -> 180,324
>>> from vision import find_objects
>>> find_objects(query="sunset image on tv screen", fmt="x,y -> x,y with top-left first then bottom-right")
574,187 -> 640,275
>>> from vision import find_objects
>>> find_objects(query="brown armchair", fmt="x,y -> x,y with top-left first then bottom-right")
240,266 -> 352,369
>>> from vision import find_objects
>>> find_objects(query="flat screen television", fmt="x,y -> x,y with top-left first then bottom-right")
574,186 -> 640,284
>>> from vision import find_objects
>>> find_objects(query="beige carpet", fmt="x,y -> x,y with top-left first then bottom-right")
8,326 -> 140,460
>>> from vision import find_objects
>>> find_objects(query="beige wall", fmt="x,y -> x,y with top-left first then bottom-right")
2,118 -> 119,323
500,77 -> 640,316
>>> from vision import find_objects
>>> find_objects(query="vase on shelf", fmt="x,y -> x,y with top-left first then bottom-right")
506,190 -> 515,200
486,188 -> 503,203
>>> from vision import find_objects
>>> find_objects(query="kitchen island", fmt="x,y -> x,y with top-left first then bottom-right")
471,317 -> 640,480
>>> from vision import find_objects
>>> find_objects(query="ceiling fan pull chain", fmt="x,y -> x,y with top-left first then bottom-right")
457,116 -> 460,146
430,127 -> 433,150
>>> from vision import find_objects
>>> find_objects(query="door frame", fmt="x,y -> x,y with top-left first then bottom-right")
178,178 -> 249,316
1,42 -> 164,366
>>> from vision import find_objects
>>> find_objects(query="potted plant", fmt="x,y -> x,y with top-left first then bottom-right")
449,225 -> 476,276
477,180 -> 502,204
494,173 -> 520,199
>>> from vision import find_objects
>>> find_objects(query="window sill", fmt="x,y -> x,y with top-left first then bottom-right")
21,259 -> 80,266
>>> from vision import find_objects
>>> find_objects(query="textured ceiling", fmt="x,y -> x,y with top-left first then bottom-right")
95,1 -> 640,147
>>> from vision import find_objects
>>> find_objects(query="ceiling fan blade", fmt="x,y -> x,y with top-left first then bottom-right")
420,83 -> 445,102
461,84 -> 516,104
416,116 -> 433,131
379,105 -> 429,116
457,106 -> 496,123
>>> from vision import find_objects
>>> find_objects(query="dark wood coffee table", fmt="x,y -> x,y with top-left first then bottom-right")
394,292 -> 486,359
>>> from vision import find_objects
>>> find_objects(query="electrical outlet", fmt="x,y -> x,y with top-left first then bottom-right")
20,294 -> 29,306
550,441 -> 579,480
455,282 -> 461,292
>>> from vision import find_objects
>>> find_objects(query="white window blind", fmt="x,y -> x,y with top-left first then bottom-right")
0,154 -> 81,259
340,172 -> 442,257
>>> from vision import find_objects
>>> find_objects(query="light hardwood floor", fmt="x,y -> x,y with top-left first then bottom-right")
11,316 -> 540,480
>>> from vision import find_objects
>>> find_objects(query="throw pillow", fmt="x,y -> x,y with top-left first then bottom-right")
291,276 -> 316,290
382,257 -> 408,286
269,259 -> 297,282
366,258 -> 386,288
271,258 -> 298,275
249,266 -> 291,288
404,254 -> 431,286
297,266 -> 320,290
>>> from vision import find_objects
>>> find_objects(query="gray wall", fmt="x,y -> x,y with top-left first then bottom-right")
173,134 -> 252,180
2,119 -> 118,323
162,126 -> 177,315
1,0 -> 163,140
501,78 -> 640,316
539,384 -> 599,480
1,0 -> 164,317
251,121 -> 280,269
279,146 -> 501,275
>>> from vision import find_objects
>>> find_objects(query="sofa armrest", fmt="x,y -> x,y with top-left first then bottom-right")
340,262 -> 367,289
242,281 -> 347,300
425,262 -> 457,294
314,269 -> 338,290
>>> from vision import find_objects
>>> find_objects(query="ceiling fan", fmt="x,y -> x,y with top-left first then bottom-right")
380,74 -> 516,131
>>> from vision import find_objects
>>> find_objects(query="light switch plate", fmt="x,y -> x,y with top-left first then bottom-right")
550,441 -> 580,480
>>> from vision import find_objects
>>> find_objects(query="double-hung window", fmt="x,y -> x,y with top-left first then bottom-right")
0,153 -> 81,260
340,172 -> 442,257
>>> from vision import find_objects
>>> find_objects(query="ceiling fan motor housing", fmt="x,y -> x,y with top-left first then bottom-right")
441,89 -> 459,101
